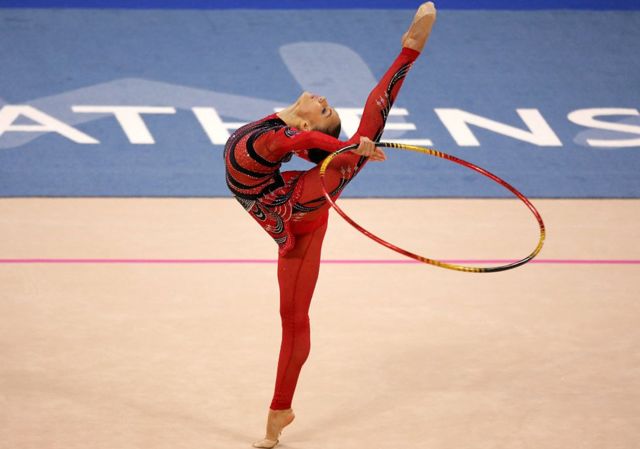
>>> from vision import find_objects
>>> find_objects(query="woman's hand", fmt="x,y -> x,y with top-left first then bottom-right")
353,136 -> 386,161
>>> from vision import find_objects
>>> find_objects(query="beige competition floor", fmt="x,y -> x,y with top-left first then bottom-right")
1,198 -> 639,449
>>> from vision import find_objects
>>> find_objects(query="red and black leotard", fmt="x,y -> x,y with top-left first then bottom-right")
224,47 -> 420,255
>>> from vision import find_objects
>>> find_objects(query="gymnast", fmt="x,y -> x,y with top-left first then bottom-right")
223,3 -> 436,447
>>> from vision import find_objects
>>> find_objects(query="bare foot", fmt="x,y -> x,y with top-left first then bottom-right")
401,2 -> 437,52
252,408 -> 295,448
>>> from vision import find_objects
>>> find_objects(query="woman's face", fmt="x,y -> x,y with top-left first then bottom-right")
295,91 -> 341,133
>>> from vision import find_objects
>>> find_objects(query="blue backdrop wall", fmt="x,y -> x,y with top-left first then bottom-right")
1,4 -> 639,197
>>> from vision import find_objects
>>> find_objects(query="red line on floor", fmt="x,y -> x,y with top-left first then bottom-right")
0,258 -> 639,265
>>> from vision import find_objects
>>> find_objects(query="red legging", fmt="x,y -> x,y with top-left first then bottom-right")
270,148 -> 365,409
270,220 -> 327,410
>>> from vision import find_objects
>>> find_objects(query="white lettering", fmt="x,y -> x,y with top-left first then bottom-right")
0,105 -> 98,144
5,104 -> 638,150
192,107 -> 244,145
72,105 -> 176,144
435,108 -> 562,147
567,108 -> 640,148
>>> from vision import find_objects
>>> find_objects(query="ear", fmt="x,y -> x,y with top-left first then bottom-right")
300,120 -> 311,131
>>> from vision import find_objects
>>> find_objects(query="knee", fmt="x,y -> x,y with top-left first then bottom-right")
280,313 -> 311,331
280,315 -> 311,340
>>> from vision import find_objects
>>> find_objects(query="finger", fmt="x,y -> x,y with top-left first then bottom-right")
369,149 -> 386,161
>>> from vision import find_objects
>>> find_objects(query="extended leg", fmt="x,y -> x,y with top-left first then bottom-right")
288,41 -> 424,225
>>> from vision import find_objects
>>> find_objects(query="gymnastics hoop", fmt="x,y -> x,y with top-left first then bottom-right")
319,142 -> 546,273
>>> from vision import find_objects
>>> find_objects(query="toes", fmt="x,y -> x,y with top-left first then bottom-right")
252,439 -> 279,449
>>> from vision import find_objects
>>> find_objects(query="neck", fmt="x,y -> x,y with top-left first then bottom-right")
276,103 -> 304,129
